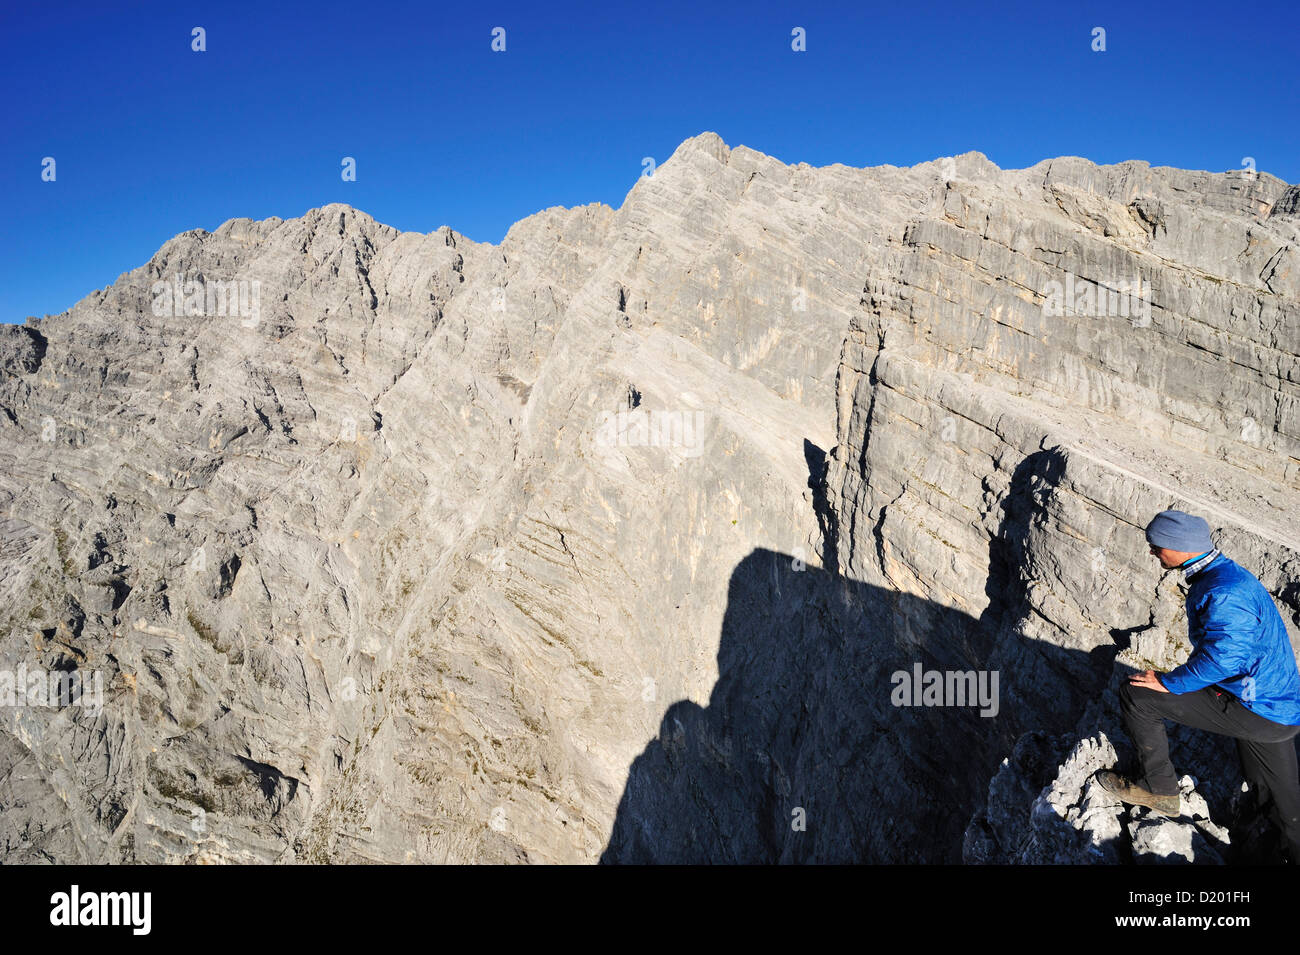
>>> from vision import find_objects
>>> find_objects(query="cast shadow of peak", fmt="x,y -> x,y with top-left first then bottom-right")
599,545 -> 1103,864
600,446 -> 1128,863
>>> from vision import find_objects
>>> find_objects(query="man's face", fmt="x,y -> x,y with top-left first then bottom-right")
1150,544 -> 1177,568
1149,544 -> 1194,569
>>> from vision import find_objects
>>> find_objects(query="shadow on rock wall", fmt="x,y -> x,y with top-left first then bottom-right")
602,447 -> 1125,862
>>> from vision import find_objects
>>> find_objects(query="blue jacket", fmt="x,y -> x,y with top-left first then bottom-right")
1158,551 -> 1300,725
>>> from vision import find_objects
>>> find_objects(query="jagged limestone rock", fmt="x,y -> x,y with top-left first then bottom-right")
1,132 -> 1296,863
969,728 -> 1235,864
1127,774 -> 1231,866
965,604 -> 1286,864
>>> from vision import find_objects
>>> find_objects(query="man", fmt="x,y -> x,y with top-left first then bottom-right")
1096,509 -> 1300,862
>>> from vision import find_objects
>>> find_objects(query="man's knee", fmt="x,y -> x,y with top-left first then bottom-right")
1118,678 -> 1139,708
1119,677 -> 1170,716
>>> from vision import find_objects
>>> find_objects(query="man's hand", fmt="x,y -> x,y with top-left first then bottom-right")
1129,669 -> 1170,692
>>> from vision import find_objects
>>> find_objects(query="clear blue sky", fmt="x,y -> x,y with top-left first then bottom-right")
2,0 -> 1296,323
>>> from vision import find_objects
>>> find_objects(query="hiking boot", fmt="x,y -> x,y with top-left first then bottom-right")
1095,770 -> 1181,817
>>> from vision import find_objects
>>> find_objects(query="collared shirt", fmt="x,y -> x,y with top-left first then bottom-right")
1180,548 -> 1220,581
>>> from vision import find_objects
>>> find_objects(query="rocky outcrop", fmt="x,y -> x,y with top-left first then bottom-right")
0,133 -> 1295,863
823,151 -> 1300,864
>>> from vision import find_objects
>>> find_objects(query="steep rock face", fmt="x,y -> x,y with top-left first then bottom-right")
822,153 -> 1299,862
0,133 -> 1295,863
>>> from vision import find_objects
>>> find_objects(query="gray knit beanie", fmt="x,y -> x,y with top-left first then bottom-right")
1145,510 -> 1214,552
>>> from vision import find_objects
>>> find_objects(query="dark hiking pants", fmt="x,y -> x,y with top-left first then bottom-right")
1119,680 -> 1300,860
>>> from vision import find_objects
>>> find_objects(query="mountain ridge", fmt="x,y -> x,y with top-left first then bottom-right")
1,131 -> 1296,863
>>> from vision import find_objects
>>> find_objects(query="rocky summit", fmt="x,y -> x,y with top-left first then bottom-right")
0,132 -> 1296,864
